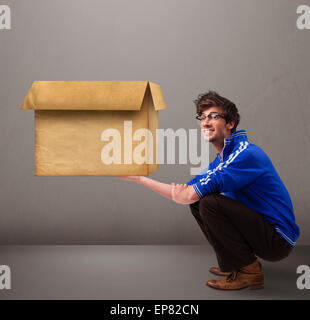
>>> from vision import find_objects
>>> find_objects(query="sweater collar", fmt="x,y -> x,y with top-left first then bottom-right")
224,130 -> 248,145
217,130 -> 248,162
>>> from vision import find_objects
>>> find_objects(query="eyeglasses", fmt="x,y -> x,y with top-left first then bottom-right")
196,112 -> 225,122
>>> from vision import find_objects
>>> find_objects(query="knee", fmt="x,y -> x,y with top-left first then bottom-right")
197,193 -> 221,223
189,201 -> 198,210
189,193 -> 220,221
199,193 -> 219,212
189,201 -> 200,219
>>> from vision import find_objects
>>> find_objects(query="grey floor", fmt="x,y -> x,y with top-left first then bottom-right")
0,245 -> 309,300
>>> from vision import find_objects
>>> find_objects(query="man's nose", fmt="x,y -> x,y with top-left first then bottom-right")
201,118 -> 212,127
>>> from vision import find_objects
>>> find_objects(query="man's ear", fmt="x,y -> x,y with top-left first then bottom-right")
226,121 -> 235,131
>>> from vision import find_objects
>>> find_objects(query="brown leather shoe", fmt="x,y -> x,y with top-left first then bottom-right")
209,266 -> 230,276
206,260 -> 264,290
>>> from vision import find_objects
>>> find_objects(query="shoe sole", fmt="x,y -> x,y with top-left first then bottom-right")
206,282 -> 264,290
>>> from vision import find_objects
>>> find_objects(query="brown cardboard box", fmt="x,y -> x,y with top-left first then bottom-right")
20,81 -> 167,176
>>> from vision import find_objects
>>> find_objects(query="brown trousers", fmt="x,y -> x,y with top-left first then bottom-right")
189,193 -> 293,272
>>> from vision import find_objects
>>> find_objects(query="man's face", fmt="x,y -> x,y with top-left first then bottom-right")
200,106 -> 234,143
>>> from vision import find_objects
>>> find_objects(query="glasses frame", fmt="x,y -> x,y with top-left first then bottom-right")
196,112 -> 225,122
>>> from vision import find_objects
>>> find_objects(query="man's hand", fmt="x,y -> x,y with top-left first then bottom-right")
116,176 -> 141,182
171,183 -> 200,204
116,176 -> 200,204
116,176 -> 171,200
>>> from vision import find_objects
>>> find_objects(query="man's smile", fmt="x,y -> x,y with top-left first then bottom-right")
202,128 -> 215,138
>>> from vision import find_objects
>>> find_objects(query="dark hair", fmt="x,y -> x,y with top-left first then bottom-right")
194,90 -> 240,133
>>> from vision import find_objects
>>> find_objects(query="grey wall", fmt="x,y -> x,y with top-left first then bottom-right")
0,0 -> 309,244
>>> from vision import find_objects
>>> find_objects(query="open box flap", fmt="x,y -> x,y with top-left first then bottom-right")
20,81 -> 166,111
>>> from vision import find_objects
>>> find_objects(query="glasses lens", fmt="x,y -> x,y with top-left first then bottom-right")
210,113 -> 217,120
196,113 -> 223,124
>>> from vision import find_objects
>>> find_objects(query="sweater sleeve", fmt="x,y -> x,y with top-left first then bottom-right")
192,143 -> 265,198
187,173 -> 209,186
186,166 -> 214,186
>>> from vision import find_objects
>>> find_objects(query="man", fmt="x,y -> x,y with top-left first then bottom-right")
119,91 -> 300,290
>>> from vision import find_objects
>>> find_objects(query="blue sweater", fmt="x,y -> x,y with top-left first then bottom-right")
187,130 -> 300,246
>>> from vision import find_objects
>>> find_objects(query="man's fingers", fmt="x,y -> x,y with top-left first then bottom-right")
115,176 -> 139,181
